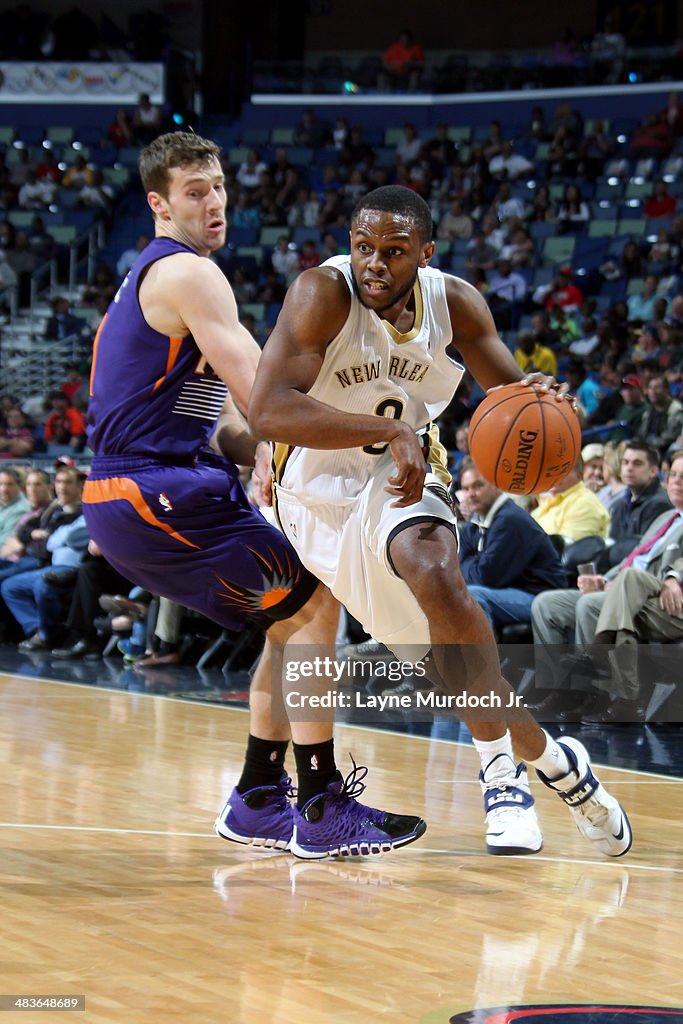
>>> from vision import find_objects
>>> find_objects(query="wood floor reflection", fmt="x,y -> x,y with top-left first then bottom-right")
1,675 -> 682,1024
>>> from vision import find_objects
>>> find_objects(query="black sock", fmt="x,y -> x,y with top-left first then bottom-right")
236,735 -> 289,793
293,738 -> 338,809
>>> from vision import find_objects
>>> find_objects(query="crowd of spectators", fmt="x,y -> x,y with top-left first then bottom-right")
1,90 -> 683,721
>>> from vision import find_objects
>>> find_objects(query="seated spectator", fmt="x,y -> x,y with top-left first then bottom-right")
0,465 -> 80,589
235,149 -> 267,192
636,375 -> 683,457
529,183 -> 556,223
643,180 -> 677,220
488,140 -> 534,181
631,322 -> 663,366
82,262 -> 117,306
62,155 -> 93,190
59,364 -> 88,406
394,122 -> 422,165
0,468 -> 29,544
480,120 -> 504,161
581,443 -> 606,493
486,258 -> 527,329
577,118 -> 613,181
18,169 -> 55,210
294,108 -> 329,147
646,228 -> 676,277
564,360 -> 602,417
532,458 -> 611,543
607,440 -> 672,565
27,215 -> 57,262
332,117 -> 349,151
0,408 -> 35,459
106,107 -> 133,148
660,90 -> 683,135
424,123 -> 457,179
45,296 -> 82,341
629,113 -> 674,158
436,198 -> 473,242
457,458 -> 566,634
603,373 -> 650,441
492,181 -> 527,222
317,188 -> 346,229
530,309 -> 560,351
43,392 -> 87,454
298,239 -> 321,272
514,330 -> 558,377
500,226 -> 535,268
597,441 -> 627,511
464,231 -> 500,284
568,315 -> 601,359
534,267 -> 584,314
34,149 -> 62,186
0,468 -> 51,564
78,168 -> 114,214
6,509 -> 89,652
378,29 -> 425,92
286,187 -> 321,230
270,236 -> 299,282
50,539 -> 132,660
116,234 -> 150,280
131,93 -> 162,145
530,451 -> 683,721
557,183 -> 590,232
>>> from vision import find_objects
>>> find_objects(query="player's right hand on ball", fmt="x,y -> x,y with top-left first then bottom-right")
385,426 -> 426,507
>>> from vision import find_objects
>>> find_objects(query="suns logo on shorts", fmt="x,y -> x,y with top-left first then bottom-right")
215,545 -> 299,614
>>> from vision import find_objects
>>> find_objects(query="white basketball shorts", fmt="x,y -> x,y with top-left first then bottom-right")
273,471 -> 457,656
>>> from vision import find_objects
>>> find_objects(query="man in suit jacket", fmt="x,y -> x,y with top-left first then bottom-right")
531,449 -> 683,718
458,458 -> 566,635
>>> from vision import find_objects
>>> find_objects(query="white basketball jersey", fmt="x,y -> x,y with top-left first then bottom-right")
274,255 -> 464,506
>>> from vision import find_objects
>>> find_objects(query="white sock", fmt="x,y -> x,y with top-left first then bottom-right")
473,730 -> 515,782
528,730 -> 572,781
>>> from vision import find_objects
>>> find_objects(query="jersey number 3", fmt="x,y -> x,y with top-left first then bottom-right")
362,397 -> 405,455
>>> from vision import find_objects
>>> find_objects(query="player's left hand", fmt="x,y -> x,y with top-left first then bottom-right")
251,441 -> 273,507
520,372 -> 578,411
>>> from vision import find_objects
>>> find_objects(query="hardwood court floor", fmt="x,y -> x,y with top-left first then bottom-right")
1,672 -> 682,1024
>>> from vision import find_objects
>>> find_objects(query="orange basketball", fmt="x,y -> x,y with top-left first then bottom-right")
467,382 -> 581,496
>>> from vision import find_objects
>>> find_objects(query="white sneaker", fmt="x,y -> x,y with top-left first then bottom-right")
480,755 -> 543,856
536,736 -> 632,857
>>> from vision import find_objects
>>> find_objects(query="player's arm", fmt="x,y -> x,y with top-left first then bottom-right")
165,256 -> 262,417
210,393 -> 265,467
444,275 -> 570,400
249,267 -> 426,505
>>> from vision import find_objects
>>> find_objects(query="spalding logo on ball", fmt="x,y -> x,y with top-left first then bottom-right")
468,382 -> 581,496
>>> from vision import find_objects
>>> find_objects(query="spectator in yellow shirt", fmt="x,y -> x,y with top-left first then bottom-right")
514,330 -> 558,377
532,458 -> 611,543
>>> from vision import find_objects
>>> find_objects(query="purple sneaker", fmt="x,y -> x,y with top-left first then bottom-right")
290,758 -> 427,860
214,776 -> 295,851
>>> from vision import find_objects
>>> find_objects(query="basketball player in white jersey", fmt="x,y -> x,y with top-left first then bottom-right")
250,185 -> 632,859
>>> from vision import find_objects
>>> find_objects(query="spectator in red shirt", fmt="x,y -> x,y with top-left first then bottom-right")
643,180 -> 677,219
298,239 -> 321,272
43,392 -> 86,454
539,267 -> 584,313
629,113 -> 674,158
378,30 -> 425,92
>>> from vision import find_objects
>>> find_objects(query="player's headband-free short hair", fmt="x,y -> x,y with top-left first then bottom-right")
138,132 -> 222,197
351,185 -> 433,243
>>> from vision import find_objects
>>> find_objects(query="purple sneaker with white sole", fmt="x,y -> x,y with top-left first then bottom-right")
214,776 -> 295,851
290,758 -> 427,860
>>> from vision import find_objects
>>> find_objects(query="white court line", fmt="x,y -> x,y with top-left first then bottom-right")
0,821 -> 680,874
4,672 -> 683,783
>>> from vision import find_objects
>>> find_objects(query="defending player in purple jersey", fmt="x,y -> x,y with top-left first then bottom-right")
83,132 -> 424,859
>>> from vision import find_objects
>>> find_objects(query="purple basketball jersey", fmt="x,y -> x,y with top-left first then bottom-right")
87,237 -> 227,458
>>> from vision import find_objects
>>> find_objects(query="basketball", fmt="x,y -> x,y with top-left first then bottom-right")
467,382 -> 582,495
